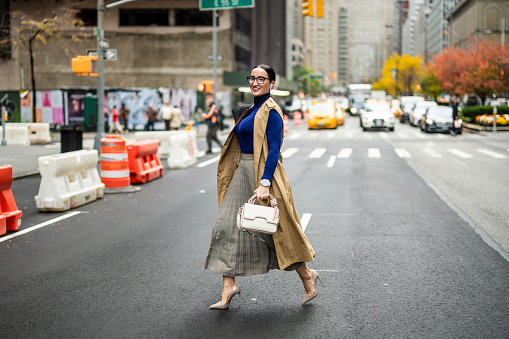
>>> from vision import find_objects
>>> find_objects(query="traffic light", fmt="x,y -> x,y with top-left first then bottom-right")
302,0 -> 313,16
72,55 -> 99,76
316,0 -> 323,18
198,80 -> 215,93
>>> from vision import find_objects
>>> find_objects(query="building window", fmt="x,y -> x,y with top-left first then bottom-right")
120,9 -> 170,26
76,9 -> 97,26
174,9 -> 212,26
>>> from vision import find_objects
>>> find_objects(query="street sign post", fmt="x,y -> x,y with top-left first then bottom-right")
200,0 -> 254,10
87,49 -> 117,61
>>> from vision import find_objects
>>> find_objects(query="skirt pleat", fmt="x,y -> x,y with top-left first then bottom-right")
203,153 -> 279,276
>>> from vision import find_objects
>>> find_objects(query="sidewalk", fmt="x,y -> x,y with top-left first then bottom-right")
1,118 -> 234,180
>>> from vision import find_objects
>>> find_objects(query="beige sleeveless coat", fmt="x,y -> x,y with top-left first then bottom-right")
216,97 -> 315,270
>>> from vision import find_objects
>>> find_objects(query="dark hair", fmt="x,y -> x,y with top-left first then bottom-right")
252,64 -> 276,83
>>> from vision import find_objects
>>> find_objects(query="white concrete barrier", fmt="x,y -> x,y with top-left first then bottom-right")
168,130 -> 198,169
134,131 -> 173,159
0,125 -> 30,147
8,123 -> 52,144
35,150 -> 105,211
134,130 -> 199,169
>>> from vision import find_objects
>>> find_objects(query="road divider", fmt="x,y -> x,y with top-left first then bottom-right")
127,139 -> 164,184
35,150 -> 105,211
134,130 -> 198,169
8,123 -> 51,144
0,165 -> 22,236
0,125 -> 30,146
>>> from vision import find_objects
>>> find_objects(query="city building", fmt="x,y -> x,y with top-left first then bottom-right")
0,0 -> 294,97
451,0 -> 509,48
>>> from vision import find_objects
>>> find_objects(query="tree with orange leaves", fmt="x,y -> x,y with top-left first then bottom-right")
429,38 -> 509,105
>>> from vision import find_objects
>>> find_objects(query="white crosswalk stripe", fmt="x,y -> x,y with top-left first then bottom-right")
394,148 -> 411,158
286,133 -> 301,140
477,148 -> 507,159
446,148 -> 473,158
281,147 -> 299,158
326,155 -> 336,168
345,132 -> 353,139
326,132 -> 335,138
423,148 -> 443,158
414,133 -> 426,139
309,148 -> 327,158
379,132 -> 389,139
368,148 -> 381,158
337,148 -> 352,158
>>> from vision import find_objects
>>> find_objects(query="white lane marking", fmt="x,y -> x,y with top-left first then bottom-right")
446,148 -> 473,158
414,133 -> 426,139
309,148 -> 326,158
281,147 -> 299,158
345,132 -> 353,139
368,148 -> 381,158
337,148 -> 352,158
301,213 -> 312,232
308,134 -> 317,139
397,133 -> 409,139
379,132 -> 388,139
286,132 -> 301,140
326,155 -> 336,168
477,148 -> 507,159
327,132 -> 335,138
0,211 -> 82,243
437,134 -> 447,139
197,156 -> 221,167
423,148 -> 443,158
363,133 -> 372,139
394,148 -> 411,158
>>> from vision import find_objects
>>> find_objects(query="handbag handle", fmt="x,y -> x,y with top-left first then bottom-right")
248,194 -> 277,207
247,194 -> 279,222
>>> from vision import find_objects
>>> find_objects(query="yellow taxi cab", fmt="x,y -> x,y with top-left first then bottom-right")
307,99 -> 338,129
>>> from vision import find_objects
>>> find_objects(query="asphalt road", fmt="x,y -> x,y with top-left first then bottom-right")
2,116 -> 509,338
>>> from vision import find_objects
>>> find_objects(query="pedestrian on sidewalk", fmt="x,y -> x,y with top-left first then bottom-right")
160,101 -> 172,131
203,64 -> 320,310
201,102 -> 223,154
169,104 -> 184,131
451,96 -> 460,136
108,105 -> 124,134
145,104 -> 158,131
192,105 -> 204,131
119,103 -> 130,132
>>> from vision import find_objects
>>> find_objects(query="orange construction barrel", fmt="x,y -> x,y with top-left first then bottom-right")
100,135 -> 130,188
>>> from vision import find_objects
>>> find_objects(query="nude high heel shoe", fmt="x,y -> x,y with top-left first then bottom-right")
210,283 -> 241,310
301,269 -> 324,305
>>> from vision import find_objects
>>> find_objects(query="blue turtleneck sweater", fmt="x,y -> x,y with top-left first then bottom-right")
236,93 -> 283,184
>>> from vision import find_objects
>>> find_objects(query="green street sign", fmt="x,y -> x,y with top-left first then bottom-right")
310,75 -> 323,79
200,0 -> 255,10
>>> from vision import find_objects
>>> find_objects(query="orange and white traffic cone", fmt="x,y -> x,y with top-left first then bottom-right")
283,115 -> 289,134
294,111 -> 302,126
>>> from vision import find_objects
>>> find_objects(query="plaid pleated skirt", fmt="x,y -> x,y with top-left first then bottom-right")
203,153 -> 280,276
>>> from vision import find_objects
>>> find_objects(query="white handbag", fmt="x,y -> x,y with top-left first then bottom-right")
237,194 -> 279,234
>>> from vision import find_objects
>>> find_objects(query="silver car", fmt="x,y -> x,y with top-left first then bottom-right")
409,101 -> 438,127
420,106 -> 461,134
360,103 -> 395,131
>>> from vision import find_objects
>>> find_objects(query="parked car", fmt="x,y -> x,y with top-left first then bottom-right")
359,102 -> 395,131
420,106 -> 462,134
307,99 -> 338,129
399,96 -> 424,123
409,101 -> 438,127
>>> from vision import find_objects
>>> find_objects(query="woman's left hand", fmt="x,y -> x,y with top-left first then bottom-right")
254,185 -> 270,202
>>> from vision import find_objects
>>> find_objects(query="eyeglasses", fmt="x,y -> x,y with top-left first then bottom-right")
247,76 -> 268,84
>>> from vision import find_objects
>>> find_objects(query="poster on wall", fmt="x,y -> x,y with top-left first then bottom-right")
34,90 -> 64,124
66,91 -> 85,125
20,90 -> 32,122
